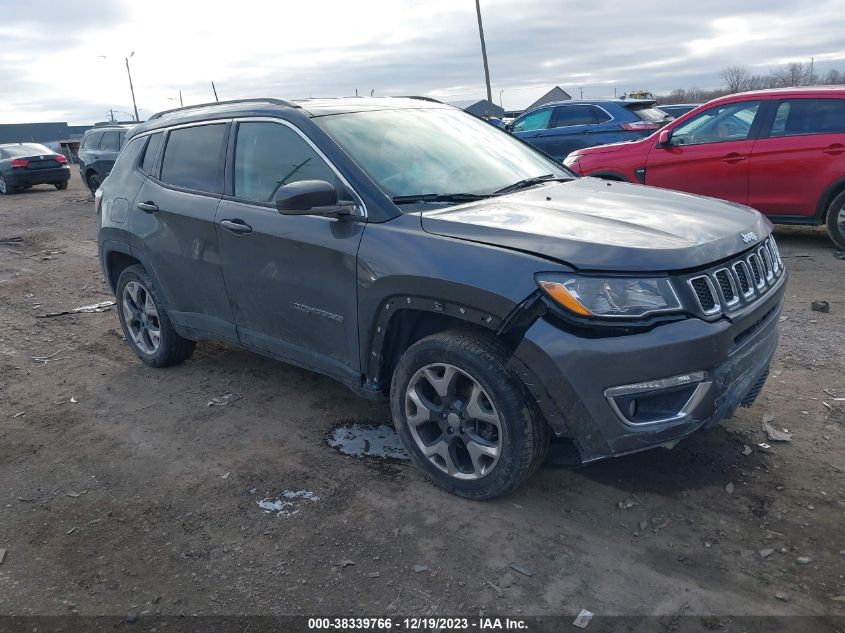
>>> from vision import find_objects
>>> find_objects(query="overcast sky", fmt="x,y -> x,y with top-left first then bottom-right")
1,0 -> 843,124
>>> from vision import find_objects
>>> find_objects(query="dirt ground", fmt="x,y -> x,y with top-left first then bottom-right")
0,175 -> 843,629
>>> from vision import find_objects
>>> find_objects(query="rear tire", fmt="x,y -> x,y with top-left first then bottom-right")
115,264 -> 196,368
55,181 -> 68,190
0,175 -> 14,195
826,190 -> 845,251
390,330 -> 550,500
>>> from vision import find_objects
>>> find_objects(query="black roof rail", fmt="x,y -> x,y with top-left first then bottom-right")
148,98 -> 299,121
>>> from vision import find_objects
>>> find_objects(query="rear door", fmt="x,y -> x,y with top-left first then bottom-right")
129,122 -> 236,340
215,119 -> 365,376
748,97 -> 845,218
645,99 -> 763,204
542,105 -> 605,158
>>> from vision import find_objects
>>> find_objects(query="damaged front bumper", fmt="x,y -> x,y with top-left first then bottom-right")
509,275 -> 785,463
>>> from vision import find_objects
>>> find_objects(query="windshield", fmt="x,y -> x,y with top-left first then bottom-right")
315,107 -> 571,201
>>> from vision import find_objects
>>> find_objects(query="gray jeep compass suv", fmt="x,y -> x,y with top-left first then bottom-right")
96,97 -> 785,499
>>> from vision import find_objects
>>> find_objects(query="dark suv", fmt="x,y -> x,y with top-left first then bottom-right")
78,124 -> 132,194
97,97 -> 785,499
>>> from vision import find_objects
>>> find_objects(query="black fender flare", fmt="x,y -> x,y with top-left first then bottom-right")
365,294 -> 505,384
817,176 -> 845,220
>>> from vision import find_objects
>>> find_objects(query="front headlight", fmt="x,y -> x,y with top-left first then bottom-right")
536,273 -> 682,319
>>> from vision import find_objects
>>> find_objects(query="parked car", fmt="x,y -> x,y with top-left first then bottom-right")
507,99 -> 672,160
97,97 -> 784,499
78,124 -> 133,194
564,87 -> 845,248
0,143 -> 70,195
658,103 -> 701,118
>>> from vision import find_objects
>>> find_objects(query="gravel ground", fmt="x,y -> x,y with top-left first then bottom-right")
0,175 -> 843,630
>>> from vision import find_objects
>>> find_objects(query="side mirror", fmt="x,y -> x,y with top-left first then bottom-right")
505,122 -> 514,132
275,180 -> 356,216
657,129 -> 672,147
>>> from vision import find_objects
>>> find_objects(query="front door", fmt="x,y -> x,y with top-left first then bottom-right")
646,99 -> 763,205
215,120 -> 365,378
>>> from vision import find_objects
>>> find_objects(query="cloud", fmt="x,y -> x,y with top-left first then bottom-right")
0,0 -> 843,124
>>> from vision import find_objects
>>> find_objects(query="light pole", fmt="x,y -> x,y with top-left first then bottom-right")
474,0 -> 493,111
125,52 -> 139,122
499,89 -> 504,107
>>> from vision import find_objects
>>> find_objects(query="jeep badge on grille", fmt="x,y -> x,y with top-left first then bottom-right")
740,231 -> 759,244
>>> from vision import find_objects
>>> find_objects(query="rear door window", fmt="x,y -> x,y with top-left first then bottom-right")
769,98 -> 845,137
160,124 -> 227,194
99,132 -> 120,151
512,108 -> 553,132
233,121 -> 336,203
551,105 -> 598,128
140,133 -> 163,175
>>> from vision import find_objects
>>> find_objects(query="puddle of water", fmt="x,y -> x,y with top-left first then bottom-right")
327,422 -> 409,461
258,489 -> 320,518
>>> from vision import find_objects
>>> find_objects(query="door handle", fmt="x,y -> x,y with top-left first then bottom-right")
823,143 -> 844,155
722,153 -> 746,164
136,201 -> 159,213
220,219 -> 253,235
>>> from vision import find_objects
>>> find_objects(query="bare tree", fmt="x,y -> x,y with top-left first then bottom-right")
772,62 -> 807,87
720,65 -> 752,92
824,69 -> 844,85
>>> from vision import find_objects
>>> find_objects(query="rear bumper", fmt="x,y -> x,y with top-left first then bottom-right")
5,167 -> 70,187
510,273 -> 785,462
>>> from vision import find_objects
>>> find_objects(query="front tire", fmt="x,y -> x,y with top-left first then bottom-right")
55,181 -> 68,190
390,330 -> 550,500
826,190 -> 845,251
87,173 -> 101,196
116,265 -> 196,368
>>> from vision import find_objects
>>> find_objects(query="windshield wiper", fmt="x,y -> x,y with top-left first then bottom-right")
391,193 -> 490,205
493,174 -> 573,195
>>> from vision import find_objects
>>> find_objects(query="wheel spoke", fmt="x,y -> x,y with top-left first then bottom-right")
465,438 -> 499,476
406,387 -> 434,427
420,438 -> 457,475
422,364 -> 457,399
466,384 -> 500,427
144,293 -> 159,318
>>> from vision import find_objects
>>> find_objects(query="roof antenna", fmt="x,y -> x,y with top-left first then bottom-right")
211,81 -> 219,102
355,88 -> 359,97
371,89 -> 375,97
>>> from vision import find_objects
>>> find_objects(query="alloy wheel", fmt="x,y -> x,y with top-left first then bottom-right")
404,363 -> 502,480
0,176 -> 7,194
122,280 -> 161,355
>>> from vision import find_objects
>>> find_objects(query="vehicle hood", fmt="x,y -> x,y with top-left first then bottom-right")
571,137 -> 650,156
420,178 -> 771,272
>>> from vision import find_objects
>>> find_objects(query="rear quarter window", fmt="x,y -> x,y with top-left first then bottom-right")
109,136 -> 146,177
140,133 -> 163,175
159,124 -> 227,194
83,132 -> 103,150
627,104 -> 670,122
99,131 -> 120,151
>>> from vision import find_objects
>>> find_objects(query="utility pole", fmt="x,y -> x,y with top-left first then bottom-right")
809,57 -> 815,85
125,52 -> 139,122
474,0 -> 492,110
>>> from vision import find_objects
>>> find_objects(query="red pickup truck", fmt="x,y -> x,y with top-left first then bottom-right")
564,87 -> 845,248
